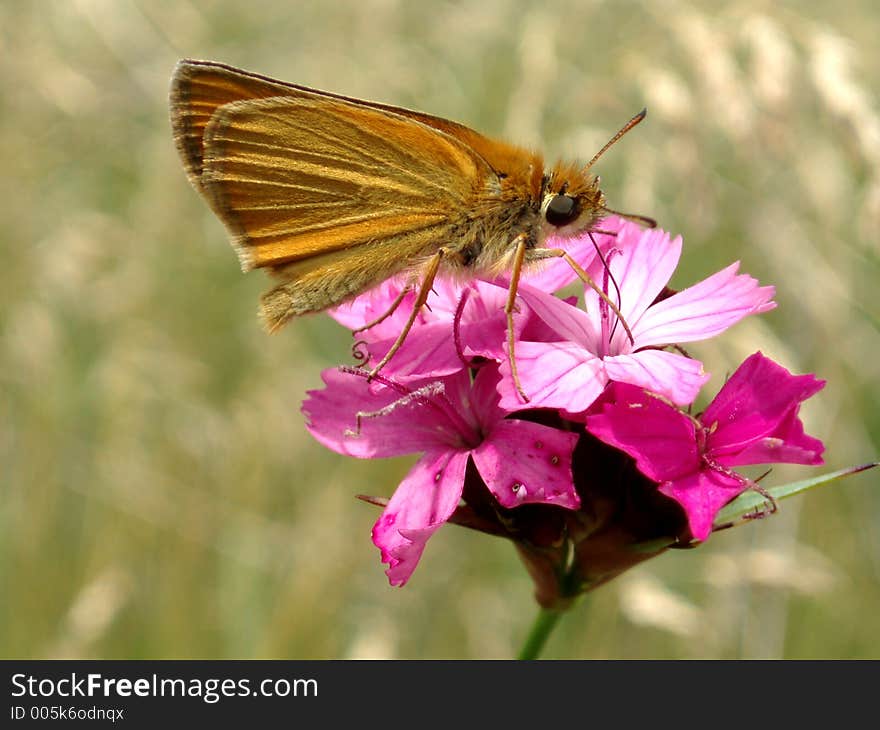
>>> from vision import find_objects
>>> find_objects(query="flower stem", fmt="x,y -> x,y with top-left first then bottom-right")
517,607 -> 564,660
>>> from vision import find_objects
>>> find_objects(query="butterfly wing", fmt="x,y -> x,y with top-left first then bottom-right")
199,94 -> 489,272
169,59 -> 520,189
170,62 -> 506,328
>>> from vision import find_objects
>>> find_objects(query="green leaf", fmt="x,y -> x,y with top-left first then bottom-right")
714,462 -> 878,526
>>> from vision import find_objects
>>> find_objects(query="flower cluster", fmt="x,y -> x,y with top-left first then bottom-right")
302,218 -> 826,600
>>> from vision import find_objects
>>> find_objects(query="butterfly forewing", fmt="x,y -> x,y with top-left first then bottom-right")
170,63 -> 297,191
200,95 -> 489,271
170,59 -> 517,189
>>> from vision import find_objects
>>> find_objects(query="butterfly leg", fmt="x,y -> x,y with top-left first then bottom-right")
505,234 -> 530,403
352,285 -> 411,334
366,249 -> 444,381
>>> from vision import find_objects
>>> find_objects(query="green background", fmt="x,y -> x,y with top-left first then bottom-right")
2,0 -> 877,658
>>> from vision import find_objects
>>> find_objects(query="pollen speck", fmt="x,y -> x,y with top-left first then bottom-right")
550,455 -> 560,466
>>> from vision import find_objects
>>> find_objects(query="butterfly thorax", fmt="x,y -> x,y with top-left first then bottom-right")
442,155 -> 606,278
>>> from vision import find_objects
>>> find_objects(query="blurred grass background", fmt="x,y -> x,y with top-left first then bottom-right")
1,0 -> 878,659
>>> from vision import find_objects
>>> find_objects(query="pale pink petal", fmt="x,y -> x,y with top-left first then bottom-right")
471,420 -> 580,509
498,341 -> 607,413
603,350 -> 710,406
303,369 -> 474,458
328,276 -> 415,340
516,285 -> 600,350
420,276 -> 469,318
585,382 -> 700,483
586,224 -> 683,329
658,470 -> 748,541
372,450 -> 469,586
330,275 -> 467,345
633,263 -> 776,348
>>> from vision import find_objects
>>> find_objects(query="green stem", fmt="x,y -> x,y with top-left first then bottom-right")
517,607 -> 564,660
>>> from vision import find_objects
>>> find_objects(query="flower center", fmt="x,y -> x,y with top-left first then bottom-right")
598,247 -> 625,358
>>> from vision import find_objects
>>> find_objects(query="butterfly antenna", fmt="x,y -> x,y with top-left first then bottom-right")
584,108 -> 648,172
598,206 -> 657,228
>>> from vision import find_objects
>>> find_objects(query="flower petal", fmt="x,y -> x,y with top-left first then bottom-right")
724,407 -> 825,466
702,352 -> 826,462
633,263 -> 776,348
328,276 -> 416,340
359,280 -> 515,379
585,382 -> 700,482
330,275 -> 468,345
498,341 -> 607,414
303,368 -> 471,458
603,350 -> 710,406
516,284 -> 599,350
658,470 -> 748,541
360,321 -> 468,381
372,450 -> 469,586
467,364 -> 507,431
455,282 -> 516,361
589,223 -> 683,329
471,420 -> 581,509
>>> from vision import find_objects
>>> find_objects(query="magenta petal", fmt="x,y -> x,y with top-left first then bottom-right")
633,263 -> 776,347
364,322 -> 466,380
372,450 -> 469,586
460,317 -> 510,362
471,420 -> 580,509
585,383 -> 700,483
721,404 -> 825,466
457,283 -> 516,361
467,365 -> 507,431
703,352 -> 826,457
603,350 -> 709,406
302,368 -> 466,458
498,341 -> 607,413
658,470 -> 747,541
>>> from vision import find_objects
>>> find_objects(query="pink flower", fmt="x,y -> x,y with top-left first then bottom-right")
302,364 -> 581,585
497,221 -> 777,414
585,352 -> 826,541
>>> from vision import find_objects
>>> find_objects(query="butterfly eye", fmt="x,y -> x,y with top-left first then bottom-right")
545,194 -> 579,227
